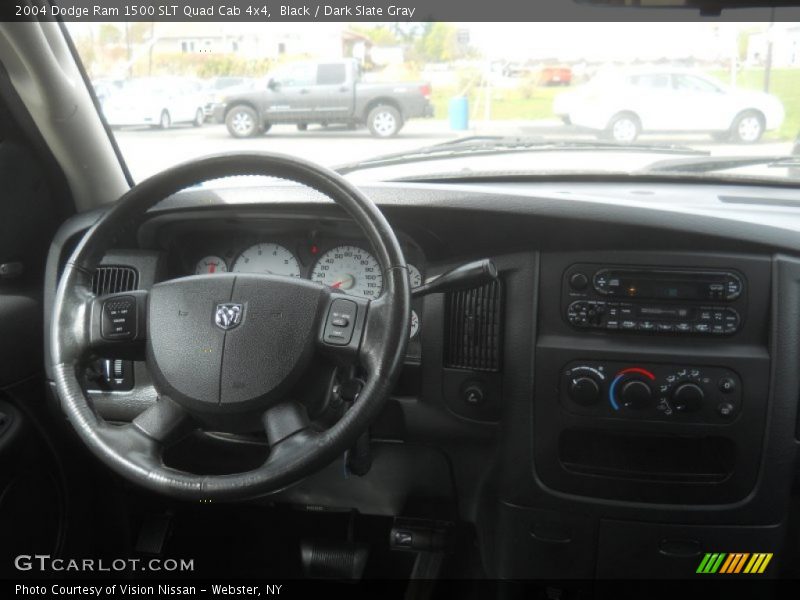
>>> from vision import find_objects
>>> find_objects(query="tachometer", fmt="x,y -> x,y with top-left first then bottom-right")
311,245 -> 383,299
232,243 -> 301,278
195,256 -> 228,275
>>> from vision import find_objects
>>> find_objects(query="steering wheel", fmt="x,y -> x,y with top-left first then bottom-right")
49,153 -> 410,501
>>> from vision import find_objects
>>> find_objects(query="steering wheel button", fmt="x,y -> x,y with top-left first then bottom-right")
323,298 -> 358,346
101,296 -> 136,340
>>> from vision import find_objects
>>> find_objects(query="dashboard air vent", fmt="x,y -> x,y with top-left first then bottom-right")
92,266 -> 138,295
444,279 -> 503,372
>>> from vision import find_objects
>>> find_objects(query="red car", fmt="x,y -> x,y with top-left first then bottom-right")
540,66 -> 573,86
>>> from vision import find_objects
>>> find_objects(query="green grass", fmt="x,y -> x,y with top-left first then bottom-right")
431,84 -> 560,123
707,68 -> 800,141
431,68 -> 800,141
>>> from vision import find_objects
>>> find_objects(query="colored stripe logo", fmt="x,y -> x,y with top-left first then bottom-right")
697,552 -> 773,574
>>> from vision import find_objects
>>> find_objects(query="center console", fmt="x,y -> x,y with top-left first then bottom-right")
534,251 -> 771,505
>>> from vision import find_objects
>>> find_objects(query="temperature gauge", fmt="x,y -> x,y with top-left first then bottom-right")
408,264 -> 423,289
410,309 -> 420,338
195,256 -> 228,275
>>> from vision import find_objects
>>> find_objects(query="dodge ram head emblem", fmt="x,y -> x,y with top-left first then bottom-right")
214,303 -> 243,330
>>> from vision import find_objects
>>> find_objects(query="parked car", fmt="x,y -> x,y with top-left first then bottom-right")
553,69 -> 785,143
91,78 -> 124,105
201,76 -> 257,119
102,77 -> 206,129
214,59 -> 434,138
539,66 -> 572,86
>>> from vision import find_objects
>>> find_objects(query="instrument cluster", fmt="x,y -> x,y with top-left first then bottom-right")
182,233 -> 425,339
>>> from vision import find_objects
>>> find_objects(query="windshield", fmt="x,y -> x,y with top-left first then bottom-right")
67,20 -> 800,183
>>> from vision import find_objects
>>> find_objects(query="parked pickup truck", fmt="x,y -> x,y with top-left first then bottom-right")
213,59 -> 434,138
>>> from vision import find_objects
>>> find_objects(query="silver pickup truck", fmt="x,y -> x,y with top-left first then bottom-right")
213,59 -> 434,138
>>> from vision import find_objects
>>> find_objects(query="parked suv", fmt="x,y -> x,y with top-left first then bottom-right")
554,69 -> 785,143
214,59 -> 434,138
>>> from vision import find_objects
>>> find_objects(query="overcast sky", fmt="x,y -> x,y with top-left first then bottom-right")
67,21 -> 787,63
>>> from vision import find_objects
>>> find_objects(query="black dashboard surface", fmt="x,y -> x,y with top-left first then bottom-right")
43,177 -> 800,579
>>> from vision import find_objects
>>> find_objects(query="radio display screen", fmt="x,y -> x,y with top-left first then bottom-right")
618,279 -> 705,300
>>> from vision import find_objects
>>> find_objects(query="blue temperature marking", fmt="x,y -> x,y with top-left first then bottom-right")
609,375 -> 623,411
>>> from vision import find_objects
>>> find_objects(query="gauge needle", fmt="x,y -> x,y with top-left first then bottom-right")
331,273 -> 355,290
209,263 -> 216,273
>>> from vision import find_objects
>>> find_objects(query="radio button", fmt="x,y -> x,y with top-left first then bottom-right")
675,323 -> 691,332
639,321 -> 655,331
657,323 -> 674,332
621,320 -> 637,330
694,323 -> 711,333
711,324 -> 726,335
569,272 -> 589,290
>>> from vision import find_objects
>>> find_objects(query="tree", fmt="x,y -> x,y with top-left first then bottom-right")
414,23 -> 460,63
98,24 -> 121,46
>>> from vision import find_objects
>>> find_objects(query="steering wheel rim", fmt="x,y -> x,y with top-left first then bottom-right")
49,152 -> 410,501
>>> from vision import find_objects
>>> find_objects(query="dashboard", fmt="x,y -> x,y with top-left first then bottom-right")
43,178 -> 800,580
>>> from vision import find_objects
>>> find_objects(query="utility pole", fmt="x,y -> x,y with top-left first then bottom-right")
763,9 -> 775,93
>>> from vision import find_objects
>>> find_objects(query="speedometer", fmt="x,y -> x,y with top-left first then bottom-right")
311,245 -> 383,299
232,243 -> 301,278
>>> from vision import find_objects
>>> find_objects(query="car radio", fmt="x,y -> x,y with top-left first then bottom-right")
562,265 -> 746,335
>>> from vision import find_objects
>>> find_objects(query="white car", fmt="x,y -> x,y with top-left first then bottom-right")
102,77 -> 206,129
554,69 -> 785,144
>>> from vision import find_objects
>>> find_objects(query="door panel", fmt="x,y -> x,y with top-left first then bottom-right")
311,63 -> 354,121
265,63 -> 317,121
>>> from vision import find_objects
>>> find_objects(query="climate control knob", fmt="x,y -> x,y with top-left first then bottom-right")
620,380 -> 653,410
568,376 -> 601,406
671,383 -> 704,413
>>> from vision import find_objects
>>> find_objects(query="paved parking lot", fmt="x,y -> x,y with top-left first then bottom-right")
114,119 -> 795,181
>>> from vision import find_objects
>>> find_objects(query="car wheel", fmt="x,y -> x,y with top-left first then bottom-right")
607,113 -> 639,143
731,111 -> 765,144
367,105 -> 402,138
193,108 -> 204,127
158,110 -> 171,130
225,105 -> 259,138
297,123 -> 308,131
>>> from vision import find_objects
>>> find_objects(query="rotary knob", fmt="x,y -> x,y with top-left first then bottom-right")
671,383 -> 704,413
568,376 -> 601,406
619,380 -> 653,410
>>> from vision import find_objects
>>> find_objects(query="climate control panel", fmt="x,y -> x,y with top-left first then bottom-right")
560,361 -> 742,423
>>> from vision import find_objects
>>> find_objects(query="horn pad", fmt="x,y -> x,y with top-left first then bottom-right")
146,274 -> 327,414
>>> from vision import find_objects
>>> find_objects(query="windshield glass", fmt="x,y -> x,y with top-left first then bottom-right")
67,20 -> 800,183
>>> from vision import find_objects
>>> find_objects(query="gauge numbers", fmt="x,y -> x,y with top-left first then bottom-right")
410,309 -> 420,338
408,264 -> 423,289
195,256 -> 228,275
311,245 -> 383,299
233,243 -> 301,278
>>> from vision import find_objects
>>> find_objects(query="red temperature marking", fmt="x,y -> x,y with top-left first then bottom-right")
616,367 -> 655,380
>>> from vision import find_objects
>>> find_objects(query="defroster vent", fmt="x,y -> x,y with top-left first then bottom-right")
92,266 -> 138,295
444,279 -> 503,372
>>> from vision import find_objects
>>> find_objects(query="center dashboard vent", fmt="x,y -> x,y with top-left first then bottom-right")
92,266 -> 138,295
444,279 -> 503,372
